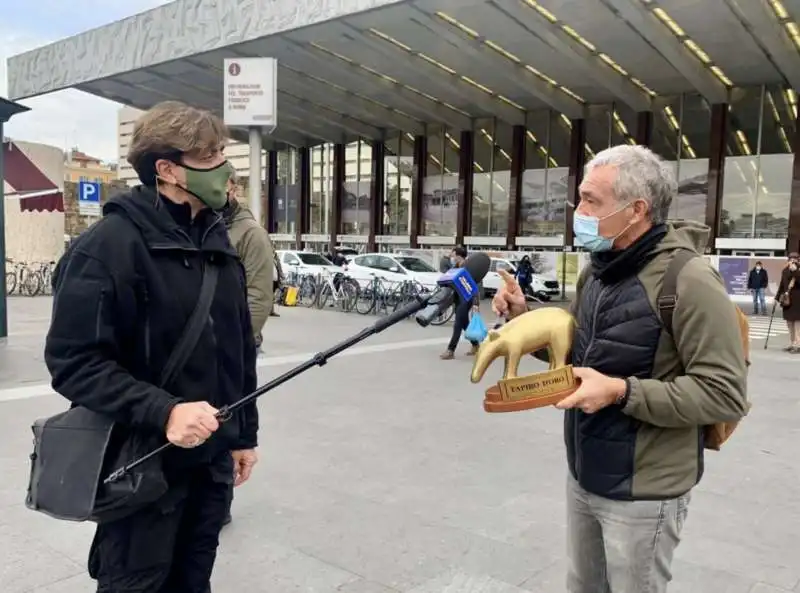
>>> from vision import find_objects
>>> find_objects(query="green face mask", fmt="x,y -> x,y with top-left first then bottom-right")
180,160 -> 233,210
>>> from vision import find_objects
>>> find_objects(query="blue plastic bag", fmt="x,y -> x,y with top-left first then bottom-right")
464,312 -> 488,343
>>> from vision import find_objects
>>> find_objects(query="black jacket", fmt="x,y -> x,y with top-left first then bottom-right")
44,186 -> 259,470
747,267 -> 768,289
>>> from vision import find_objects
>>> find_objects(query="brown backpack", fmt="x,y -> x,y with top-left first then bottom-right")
657,250 -> 750,451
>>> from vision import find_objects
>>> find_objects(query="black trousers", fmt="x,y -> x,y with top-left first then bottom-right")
89,456 -> 233,593
448,300 -> 478,352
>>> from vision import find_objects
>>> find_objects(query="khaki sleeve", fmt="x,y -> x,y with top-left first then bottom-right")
238,226 -> 274,338
623,258 -> 748,428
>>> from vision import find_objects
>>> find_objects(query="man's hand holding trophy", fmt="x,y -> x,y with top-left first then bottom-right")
474,270 -> 627,415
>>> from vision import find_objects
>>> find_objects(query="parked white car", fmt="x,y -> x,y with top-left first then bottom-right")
347,253 -> 440,290
278,250 -> 342,278
482,257 -> 561,301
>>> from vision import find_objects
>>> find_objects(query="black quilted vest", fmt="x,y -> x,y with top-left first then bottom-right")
565,227 -> 667,499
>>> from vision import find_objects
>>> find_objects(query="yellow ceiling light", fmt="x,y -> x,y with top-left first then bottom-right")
435,11 -> 585,103
522,0 -> 656,97
646,3 -> 732,87
735,130 -> 752,155
680,136 -> 696,158
370,27 -> 523,115
310,41 -> 471,116
767,0 -> 800,52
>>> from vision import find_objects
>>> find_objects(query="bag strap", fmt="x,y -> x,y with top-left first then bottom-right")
657,249 -> 698,337
157,260 -> 220,389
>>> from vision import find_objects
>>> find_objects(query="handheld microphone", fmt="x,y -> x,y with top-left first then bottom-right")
415,252 -> 491,327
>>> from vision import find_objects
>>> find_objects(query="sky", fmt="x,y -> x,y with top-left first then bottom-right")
0,0 -> 172,162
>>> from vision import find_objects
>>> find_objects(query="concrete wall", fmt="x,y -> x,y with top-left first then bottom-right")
3,200 -> 65,264
3,139 -> 66,264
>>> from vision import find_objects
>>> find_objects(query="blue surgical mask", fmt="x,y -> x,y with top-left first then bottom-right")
573,213 -> 613,252
573,201 -> 636,253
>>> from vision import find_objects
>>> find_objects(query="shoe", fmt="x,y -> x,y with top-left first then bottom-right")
270,311 -> 280,317
440,350 -> 454,360
467,344 -> 479,356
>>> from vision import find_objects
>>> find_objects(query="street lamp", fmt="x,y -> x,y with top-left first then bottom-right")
0,97 -> 31,340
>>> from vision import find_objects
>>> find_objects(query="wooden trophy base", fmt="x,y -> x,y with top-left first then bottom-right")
483,365 -> 578,413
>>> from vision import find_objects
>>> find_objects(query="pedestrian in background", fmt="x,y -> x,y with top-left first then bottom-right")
440,246 -> 480,360
777,252 -> 800,352
747,260 -> 769,315
222,169 -> 274,523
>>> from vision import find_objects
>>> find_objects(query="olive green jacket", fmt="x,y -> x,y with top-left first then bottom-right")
571,221 -> 749,498
224,201 -> 274,346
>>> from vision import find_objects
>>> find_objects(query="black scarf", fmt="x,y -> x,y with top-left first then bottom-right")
590,224 -> 668,284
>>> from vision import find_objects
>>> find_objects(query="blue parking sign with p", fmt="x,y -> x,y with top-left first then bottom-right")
78,181 -> 101,216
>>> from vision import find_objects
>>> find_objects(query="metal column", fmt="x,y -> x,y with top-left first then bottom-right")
0,123 -> 7,339
248,128 -> 263,225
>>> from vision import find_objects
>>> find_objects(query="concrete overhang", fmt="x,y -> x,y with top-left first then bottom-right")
0,97 -> 30,123
6,0 -> 797,148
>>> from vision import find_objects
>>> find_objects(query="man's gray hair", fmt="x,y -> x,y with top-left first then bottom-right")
584,145 -> 675,224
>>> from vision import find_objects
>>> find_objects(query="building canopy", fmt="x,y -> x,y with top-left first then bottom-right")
6,0 -> 800,148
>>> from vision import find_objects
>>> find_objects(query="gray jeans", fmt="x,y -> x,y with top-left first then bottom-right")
566,474 -> 690,593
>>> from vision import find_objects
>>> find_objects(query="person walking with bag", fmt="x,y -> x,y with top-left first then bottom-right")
777,252 -> 800,352
44,101 -> 260,593
440,246 -> 481,360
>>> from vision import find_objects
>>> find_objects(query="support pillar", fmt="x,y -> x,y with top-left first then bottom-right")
506,124 -> 525,249
0,125 -> 6,339
297,147 -> 310,249
457,129 -> 474,246
635,111 -> 653,146
410,135 -> 427,248
565,118 -> 587,248
368,140 -> 386,252
330,143 -> 345,251
248,128 -> 263,226
266,150 -> 278,234
706,103 -> 729,253
788,116 -> 800,254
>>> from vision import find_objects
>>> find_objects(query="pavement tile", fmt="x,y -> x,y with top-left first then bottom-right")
0,299 -> 797,593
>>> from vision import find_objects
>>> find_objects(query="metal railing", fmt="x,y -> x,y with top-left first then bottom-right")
278,270 -> 456,325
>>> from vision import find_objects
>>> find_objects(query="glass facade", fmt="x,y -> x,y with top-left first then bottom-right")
384,134 -> 414,235
721,85 -> 795,238
471,118 -> 513,237
341,139 -> 373,236
650,94 -> 712,223
275,147 -> 300,234
422,125 -> 459,236
310,145 -> 332,234
519,111 -> 570,237
269,84 -> 798,250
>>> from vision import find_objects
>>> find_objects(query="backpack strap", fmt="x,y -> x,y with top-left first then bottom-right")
657,249 -> 698,337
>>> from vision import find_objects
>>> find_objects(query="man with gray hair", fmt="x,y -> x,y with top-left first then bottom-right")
493,145 -> 748,592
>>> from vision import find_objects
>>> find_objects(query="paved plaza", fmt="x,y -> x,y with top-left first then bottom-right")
0,297 -> 798,593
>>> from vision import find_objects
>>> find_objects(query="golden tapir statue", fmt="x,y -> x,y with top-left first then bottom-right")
471,307 -> 578,413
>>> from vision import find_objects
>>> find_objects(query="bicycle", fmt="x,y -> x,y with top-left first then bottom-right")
6,259 -> 41,297
316,271 -> 359,312
354,274 -> 398,316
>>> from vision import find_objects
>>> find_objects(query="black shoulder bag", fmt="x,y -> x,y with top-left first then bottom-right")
25,261 -> 219,524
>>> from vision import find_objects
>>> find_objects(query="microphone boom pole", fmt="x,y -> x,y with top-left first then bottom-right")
104,292 -> 436,484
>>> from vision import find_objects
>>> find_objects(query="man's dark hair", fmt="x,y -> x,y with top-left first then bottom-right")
453,246 -> 468,259
755,261 -> 762,266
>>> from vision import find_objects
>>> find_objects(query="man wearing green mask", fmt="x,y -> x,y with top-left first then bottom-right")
44,100 -> 260,592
